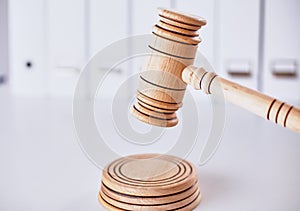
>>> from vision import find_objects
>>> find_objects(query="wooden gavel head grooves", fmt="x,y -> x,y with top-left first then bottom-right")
131,8 -> 207,127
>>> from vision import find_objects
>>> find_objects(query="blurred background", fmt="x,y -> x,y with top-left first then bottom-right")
1,0 -> 300,211
1,0 -> 300,102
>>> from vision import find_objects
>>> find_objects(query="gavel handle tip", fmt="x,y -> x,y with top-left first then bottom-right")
182,65 -> 300,134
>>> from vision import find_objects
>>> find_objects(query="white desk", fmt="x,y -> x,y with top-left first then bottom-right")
0,86 -> 299,211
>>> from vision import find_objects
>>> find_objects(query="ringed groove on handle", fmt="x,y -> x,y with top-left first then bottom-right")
199,72 -> 208,90
207,75 -> 218,94
284,106 -> 294,127
275,102 -> 285,124
267,99 -> 277,120
182,65 -> 300,134
201,72 -> 218,94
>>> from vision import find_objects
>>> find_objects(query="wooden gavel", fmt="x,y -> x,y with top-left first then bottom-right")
131,8 -> 300,134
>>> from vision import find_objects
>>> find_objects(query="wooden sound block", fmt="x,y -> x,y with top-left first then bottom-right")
99,154 -> 201,211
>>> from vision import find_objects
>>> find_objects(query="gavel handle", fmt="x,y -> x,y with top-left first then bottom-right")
182,65 -> 300,134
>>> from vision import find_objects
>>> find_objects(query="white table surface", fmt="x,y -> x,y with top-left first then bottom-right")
0,85 -> 300,211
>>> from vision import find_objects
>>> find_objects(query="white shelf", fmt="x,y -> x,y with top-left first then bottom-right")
263,0 -> 300,105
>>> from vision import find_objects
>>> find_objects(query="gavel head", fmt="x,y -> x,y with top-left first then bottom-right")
131,8 -> 206,127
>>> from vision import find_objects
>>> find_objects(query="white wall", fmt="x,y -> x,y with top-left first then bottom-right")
6,0 -> 300,104
0,0 -> 9,83
263,0 -> 300,104
9,0 -> 47,96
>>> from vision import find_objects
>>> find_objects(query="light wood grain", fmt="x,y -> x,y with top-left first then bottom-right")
159,16 -> 201,31
132,8 -> 300,134
132,8 -> 203,127
153,25 -> 201,45
98,191 -> 202,211
101,154 -> 198,196
99,188 -> 201,211
99,154 -> 201,210
100,182 -> 199,205
150,35 -> 198,59
157,21 -> 199,37
158,7 -> 207,27
132,92 -> 179,127
182,66 -> 300,133
133,102 -> 177,122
